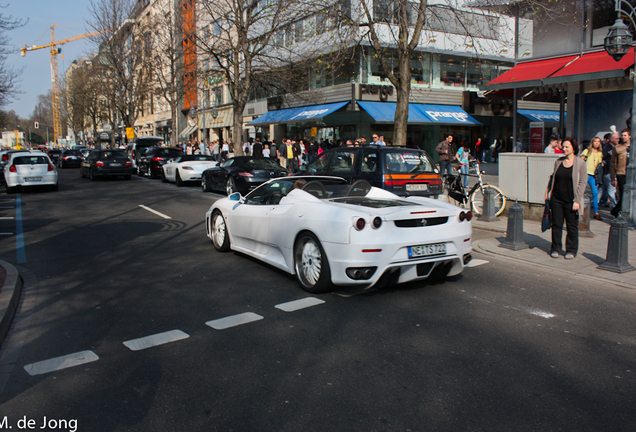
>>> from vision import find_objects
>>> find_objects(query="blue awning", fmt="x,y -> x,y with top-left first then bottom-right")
357,101 -> 480,125
247,101 -> 349,126
518,109 -> 565,123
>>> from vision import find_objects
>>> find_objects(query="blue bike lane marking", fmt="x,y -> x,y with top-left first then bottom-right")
15,194 -> 26,264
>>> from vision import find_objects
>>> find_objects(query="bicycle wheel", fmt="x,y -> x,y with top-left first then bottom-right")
470,185 -> 506,216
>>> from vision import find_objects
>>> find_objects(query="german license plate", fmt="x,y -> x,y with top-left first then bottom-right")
110,163 -> 121,167
406,183 -> 428,191
24,177 -> 42,182
408,243 -> 446,258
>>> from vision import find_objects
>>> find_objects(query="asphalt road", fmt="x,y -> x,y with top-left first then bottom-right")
0,168 -> 634,432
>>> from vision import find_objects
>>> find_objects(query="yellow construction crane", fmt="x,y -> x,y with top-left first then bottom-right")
21,25 -> 103,143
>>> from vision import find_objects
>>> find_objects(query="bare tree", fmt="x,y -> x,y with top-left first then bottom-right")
359,0 -> 426,147
196,0 -> 355,155
146,0 -> 189,146
87,0 -> 151,140
0,4 -> 26,107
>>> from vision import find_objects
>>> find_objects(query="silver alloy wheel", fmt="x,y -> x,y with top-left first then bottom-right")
212,212 -> 228,250
295,236 -> 322,287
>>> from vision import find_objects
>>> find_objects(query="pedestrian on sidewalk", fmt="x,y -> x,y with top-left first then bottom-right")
580,137 -> 604,220
599,132 -> 617,208
610,128 -> 630,218
455,141 -> 472,187
545,137 -> 587,259
436,134 -> 454,179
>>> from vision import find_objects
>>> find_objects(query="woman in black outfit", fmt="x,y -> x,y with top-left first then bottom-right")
544,138 -> 588,259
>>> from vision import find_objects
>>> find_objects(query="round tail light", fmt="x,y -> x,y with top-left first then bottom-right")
355,218 -> 366,231
372,217 -> 382,229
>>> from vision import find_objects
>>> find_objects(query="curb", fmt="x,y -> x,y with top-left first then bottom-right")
0,260 -> 22,346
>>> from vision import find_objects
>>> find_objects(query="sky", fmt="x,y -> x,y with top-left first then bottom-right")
3,1 -> 97,119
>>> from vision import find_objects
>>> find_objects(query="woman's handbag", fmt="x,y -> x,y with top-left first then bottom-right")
594,162 -> 603,186
541,199 -> 551,233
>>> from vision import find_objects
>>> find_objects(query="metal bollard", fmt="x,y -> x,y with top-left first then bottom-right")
598,215 -> 635,273
579,195 -> 594,238
478,187 -> 499,222
499,201 -> 529,250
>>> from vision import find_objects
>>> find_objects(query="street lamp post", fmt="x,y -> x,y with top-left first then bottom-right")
605,0 -> 636,227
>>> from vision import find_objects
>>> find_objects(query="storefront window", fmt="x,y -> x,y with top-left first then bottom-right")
410,53 -> 430,87
439,54 -> 465,88
466,59 -> 484,89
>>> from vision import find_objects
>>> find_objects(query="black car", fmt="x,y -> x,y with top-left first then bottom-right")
202,156 -> 290,195
80,150 -> 133,180
137,147 -> 183,178
47,149 -> 62,164
300,146 -> 442,197
58,149 -> 83,168
126,136 -> 164,169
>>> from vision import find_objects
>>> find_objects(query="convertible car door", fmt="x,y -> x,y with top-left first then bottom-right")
226,203 -> 273,255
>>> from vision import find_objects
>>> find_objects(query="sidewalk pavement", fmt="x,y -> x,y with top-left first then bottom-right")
472,216 -> 636,290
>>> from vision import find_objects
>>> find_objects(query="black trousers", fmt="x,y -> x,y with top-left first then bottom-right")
550,198 -> 579,254
611,174 -> 626,217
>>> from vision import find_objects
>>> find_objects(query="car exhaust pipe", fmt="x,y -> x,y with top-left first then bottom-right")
463,254 -> 472,265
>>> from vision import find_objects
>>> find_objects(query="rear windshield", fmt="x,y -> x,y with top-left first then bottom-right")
246,158 -> 281,169
47,150 -> 61,154
179,155 -> 216,162
100,151 -> 127,160
63,150 -> 82,156
155,149 -> 183,157
14,156 -> 49,165
384,151 -> 435,174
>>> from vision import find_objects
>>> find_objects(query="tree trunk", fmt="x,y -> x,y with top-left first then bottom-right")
393,53 -> 411,147
232,107 -> 244,156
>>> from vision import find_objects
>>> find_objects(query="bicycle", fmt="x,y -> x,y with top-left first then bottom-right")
442,161 -> 506,217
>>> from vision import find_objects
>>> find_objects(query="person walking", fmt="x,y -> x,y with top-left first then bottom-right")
544,138 -> 588,259
610,128 -> 631,217
211,140 -> 220,161
581,137 -> 604,220
599,132 -> 617,208
480,134 -> 489,162
435,134 -> 454,179
252,138 -> 263,157
455,141 -> 472,188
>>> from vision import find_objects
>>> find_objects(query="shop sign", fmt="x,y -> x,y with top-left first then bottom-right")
359,84 -> 394,101
529,122 -> 544,153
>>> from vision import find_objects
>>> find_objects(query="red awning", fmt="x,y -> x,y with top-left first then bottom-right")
543,48 -> 634,84
486,55 -> 578,89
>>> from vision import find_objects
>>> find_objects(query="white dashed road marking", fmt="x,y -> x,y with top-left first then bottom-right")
0,217 -> 14,220
466,259 -> 489,268
206,312 -> 264,330
138,205 -> 172,219
275,297 -> 325,312
24,350 -> 99,376
123,329 -> 190,351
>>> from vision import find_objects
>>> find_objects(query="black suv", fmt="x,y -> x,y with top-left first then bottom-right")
58,149 -> 83,168
47,149 -> 62,164
300,146 -> 442,197
137,147 -> 183,178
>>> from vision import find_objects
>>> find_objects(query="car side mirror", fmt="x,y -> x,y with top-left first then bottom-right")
167,159 -> 173,164
229,192 -> 242,202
